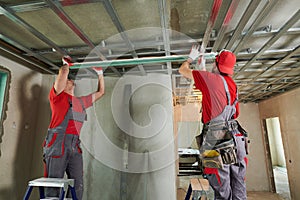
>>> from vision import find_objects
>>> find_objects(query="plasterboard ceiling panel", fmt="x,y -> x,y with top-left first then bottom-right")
230,0 -> 265,33
62,2 -> 119,44
1,0 -> 28,3
216,0 -> 250,32
260,2 -> 300,29
171,0 -> 214,37
271,35 -> 300,50
104,27 -> 166,50
17,8 -> 86,47
242,36 -> 274,52
247,33 -> 300,53
284,70 -> 300,77
112,0 -> 161,32
0,16 -> 50,49
234,72 -> 255,80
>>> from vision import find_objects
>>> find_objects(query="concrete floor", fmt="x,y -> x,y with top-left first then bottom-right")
247,191 -> 286,200
177,184 -> 287,200
178,190 -> 286,200
177,167 -> 291,200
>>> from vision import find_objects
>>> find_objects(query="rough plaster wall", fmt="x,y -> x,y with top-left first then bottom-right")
174,104 -> 201,148
75,74 -> 176,200
258,87 -> 300,200
0,56 -> 44,200
177,121 -> 200,148
29,75 -> 54,198
238,103 -> 270,191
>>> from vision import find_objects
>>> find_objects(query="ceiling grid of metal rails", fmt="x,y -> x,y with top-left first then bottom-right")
0,0 -> 299,103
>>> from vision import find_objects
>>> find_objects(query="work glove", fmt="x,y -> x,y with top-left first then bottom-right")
197,56 -> 206,70
62,55 -> 73,66
93,67 -> 103,75
188,45 -> 201,61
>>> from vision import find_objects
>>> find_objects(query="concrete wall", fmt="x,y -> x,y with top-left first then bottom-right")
0,55 -> 47,200
258,87 -> 300,200
75,74 -> 176,200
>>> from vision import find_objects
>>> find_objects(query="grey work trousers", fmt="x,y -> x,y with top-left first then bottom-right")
204,134 -> 247,200
44,134 -> 83,200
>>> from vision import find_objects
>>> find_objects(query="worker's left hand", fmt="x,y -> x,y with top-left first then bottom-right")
93,67 -> 103,75
188,44 -> 201,61
62,55 -> 73,66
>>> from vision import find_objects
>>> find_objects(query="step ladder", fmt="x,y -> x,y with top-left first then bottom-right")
185,178 -> 210,200
23,177 -> 77,200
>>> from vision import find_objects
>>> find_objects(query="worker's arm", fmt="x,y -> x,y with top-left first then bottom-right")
54,64 -> 69,95
179,59 -> 193,80
54,56 -> 73,95
179,44 -> 202,79
92,67 -> 105,103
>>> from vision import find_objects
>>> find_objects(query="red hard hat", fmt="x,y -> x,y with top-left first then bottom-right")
215,50 -> 236,75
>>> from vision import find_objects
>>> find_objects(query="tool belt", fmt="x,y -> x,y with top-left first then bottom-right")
197,120 -> 238,168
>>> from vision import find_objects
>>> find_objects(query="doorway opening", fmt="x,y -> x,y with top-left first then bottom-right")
265,117 -> 291,200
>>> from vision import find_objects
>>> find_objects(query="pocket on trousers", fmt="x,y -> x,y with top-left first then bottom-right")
234,136 -> 247,162
43,132 -> 65,157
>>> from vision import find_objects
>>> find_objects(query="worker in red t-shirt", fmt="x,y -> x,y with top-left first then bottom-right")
43,56 -> 105,200
179,45 -> 247,199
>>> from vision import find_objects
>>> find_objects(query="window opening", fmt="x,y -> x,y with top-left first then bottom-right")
0,66 -> 11,157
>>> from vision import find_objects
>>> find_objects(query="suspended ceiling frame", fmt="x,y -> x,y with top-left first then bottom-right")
0,0 -> 299,103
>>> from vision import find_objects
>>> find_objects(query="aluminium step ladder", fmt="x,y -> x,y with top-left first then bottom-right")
23,177 -> 77,200
185,178 -> 210,200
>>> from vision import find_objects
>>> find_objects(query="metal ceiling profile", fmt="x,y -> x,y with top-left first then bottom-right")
70,53 -> 217,69
0,0 -> 299,103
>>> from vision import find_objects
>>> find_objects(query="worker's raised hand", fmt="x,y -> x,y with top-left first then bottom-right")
93,67 -> 103,75
188,44 -> 201,61
62,55 -> 73,66
198,56 -> 206,71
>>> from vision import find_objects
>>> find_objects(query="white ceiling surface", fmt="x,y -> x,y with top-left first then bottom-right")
0,0 -> 299,103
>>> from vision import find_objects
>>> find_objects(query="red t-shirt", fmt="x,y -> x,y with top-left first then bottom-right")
48,87 -> 93,135
192,70 -> 239,124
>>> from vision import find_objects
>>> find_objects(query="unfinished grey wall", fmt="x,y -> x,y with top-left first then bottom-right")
75,74 -> 176,200
238,103 -> 270,191
0,55 -> 45,200
258,87 -> 300,200
177,121 -> 200,148
174,103 -> 202,149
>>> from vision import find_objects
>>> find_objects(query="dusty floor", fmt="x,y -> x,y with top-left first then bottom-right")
177,166 -> 291,200
177,186 -> 287,200
247,191 -> 287,200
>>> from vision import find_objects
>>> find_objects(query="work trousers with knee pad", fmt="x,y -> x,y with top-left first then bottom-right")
44,134 -> 83,200
203,134 -> 248,200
